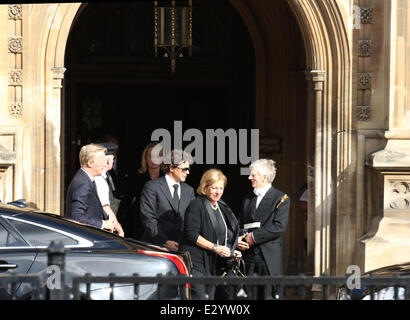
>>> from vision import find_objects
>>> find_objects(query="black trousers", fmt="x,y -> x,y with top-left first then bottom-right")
191,269 -> 215,300
191,258 -> 234,300
244,246 -> 278,300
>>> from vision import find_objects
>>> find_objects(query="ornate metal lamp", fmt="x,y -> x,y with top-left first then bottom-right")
154,0 -> 192,73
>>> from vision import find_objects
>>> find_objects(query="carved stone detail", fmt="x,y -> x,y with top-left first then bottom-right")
8,4 -> 22,20
9,102 -> 23,118
8,69 -> 22,86
387,180 -> 410,210
0,144 -> 16,161
8,37 -> 23,53
358,73 -> 372,90
358,40 -> 372,57
361,7 -> 373,24
357,105 -> 371,121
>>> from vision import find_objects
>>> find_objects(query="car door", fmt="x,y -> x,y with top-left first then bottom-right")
1,215 -> 90,299
0,218 -> 37,299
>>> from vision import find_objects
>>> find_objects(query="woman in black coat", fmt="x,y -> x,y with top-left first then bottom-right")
182,169 -> 244,300
117,143 -> 162,239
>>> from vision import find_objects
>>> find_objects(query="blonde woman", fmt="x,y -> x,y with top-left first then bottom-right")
117,143 -> 163,239
137,142 -> 162,178
182,168 -> 242,300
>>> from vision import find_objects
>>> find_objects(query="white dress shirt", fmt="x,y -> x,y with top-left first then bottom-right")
95,172 -> 110,206
253,184 -> 272,208
165,173 -> 181,198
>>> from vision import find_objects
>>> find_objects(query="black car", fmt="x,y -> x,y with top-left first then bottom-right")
337,263 -> 410,300
0,203 -> 192,300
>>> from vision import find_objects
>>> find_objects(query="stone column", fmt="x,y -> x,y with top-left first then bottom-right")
305,70 -> 329,281
364,0 -> 410,271
44,67 -> 66,214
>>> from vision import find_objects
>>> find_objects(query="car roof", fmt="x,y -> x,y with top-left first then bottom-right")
0,203 -> 36,213
0,203 -> 177,253
0,203 -> 124,241
365,262 -> 410,276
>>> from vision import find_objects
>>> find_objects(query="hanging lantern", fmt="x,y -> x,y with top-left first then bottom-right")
154,0 -> 192,73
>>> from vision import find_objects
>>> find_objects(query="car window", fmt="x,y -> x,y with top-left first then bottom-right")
7,219 -> 78,247
0,221 -> 27,247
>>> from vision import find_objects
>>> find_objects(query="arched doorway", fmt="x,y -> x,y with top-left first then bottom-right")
63,0 -> 311,275
40,0 -> 350,277
64,0 -> 256,215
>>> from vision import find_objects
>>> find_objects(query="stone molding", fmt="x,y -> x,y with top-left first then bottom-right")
8,69 -> 23,86
8,36 -> 23,54
387,179 -> 410,210
361,7 -> 373,24
358,73 -> 372,90
9,102 -> 23,119
358,39 -> 372,57
8,4 -> 22,20
357,105 -> 371,121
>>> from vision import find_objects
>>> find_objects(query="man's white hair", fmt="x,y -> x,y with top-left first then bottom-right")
249,159 -> 277,183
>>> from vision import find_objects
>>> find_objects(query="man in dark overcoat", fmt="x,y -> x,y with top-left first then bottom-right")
237,159 -> 290,299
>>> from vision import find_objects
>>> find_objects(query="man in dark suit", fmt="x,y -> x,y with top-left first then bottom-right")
237,159 -> 290,299
140,149 -> 195,250
66,143 -> 115,231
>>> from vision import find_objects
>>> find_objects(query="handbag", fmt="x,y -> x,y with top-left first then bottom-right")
220,258 -> 246,278
219,258 -> 248,298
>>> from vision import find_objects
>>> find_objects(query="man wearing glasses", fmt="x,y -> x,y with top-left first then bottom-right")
140,149 -> 195,250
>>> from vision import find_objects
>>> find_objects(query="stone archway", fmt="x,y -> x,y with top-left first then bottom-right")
229,0 -> 352,277
37,1 -> 352,277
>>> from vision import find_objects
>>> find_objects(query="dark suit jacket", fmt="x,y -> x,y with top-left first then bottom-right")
117,171 -> 164,240
140,175 -> 195,246
65,169 -> 108,228
182,195 -> 239,275
239,186 -> 290,275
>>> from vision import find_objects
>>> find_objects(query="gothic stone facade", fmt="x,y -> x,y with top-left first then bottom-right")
0,1 -> 409,279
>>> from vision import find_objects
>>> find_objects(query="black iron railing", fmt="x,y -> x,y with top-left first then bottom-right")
1,240 -> 410,300
71,273 -> 410,300
0,273 -> 43,300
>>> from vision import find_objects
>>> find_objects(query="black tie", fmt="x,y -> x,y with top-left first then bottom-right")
173,184 -> 180,211
248,195 -> 257,221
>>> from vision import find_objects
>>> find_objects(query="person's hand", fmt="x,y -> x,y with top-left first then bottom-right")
245,232 -> 255,247
237,233 -> 250,251
234,250 -> 242,261
164,240 -> 179,251
102,219 -> 115,232
114,221 -> 125,237
215,245 -> 231,258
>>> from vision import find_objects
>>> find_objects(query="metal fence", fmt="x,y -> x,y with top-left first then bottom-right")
1,240 -> 410,300
2,271 -> 410,300
70,273 -> 410,300
0,273 -> 43,300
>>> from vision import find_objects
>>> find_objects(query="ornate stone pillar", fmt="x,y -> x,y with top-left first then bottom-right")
0,5 -> 24,205
305,70 -> 330,280
44,67 -> 66,213
363,0 -> 410,271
